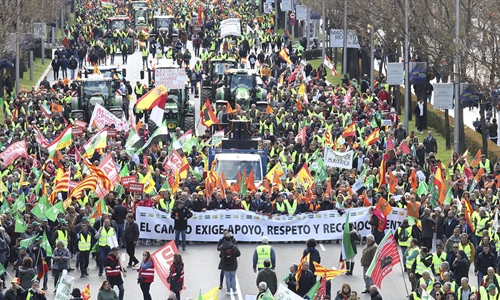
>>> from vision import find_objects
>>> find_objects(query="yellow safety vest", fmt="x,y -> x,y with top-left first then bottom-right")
275,202 -> 286,213
99,227 -> 115,247
256,245 -> 272,269
242,201 -> 251,211
459,243 -> 472,260
284,200 -> 297,214
475,217 -> 490,236
417,277 -> 434,292
397,227 -> 412,247
432,252 -> 447,275
78,233 -> 91,251
457,286 -> 477,300
56,230 -> 68,247
480,159 -> 492,173
135,85 -> 144,94
405,247 -> 419,269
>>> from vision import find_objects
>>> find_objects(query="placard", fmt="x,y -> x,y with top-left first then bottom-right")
88,103 -> 129,131
381,119 -> 393,126
154,68 -> 187,89
329,29 -> 360,48
74,120 -> 87,129
108,128 -> 117,137
220,18 -> 241,38
68,180 -> 78,191
386,62 -> 404,85
128,183 -> 144,193
295,5 -> 308,20
33,23 -> 46,39
121,175 -> 137,187
72,127 -> 84,136
323,147 -> 354,169
281,0 -> 292,11
433,83 -> 454,110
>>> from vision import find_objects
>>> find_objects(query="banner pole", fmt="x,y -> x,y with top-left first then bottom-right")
399,257 -> 410,296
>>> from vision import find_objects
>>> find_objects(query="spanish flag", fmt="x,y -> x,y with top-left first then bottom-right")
342,123 -> 356,137
364,128 -> 380,146
136,85 -> 168,110
279,48 -> 292,64
200,99 -> 219,128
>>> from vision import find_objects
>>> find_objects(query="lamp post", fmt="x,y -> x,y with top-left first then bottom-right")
453,0 -> 461,153
342,0 -> 347,74
322,0 -> 326,60
403,0 -> 409,132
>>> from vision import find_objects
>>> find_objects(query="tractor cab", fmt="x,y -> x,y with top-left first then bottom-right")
151,16 -> 178,41
215,69 -> 267,110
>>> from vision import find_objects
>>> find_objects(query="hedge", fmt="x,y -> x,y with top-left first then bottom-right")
303,49 -> 322,61
401,86 -> 500,163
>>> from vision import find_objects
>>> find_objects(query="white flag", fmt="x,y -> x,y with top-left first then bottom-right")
324,55 -> 338,76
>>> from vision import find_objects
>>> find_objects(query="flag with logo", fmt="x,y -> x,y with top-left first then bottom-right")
365,231 -> 400,288
47,125 -> 73,157
200,99 -> 219,128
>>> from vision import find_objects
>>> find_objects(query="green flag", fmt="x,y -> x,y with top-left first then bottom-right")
370,116 -> 378,128
444,182 -> 453,205
416,181 -> 428,197
119,164 -> 129,178
31,195 -> 50,219
241,174 -> 247,197
20,234 -> 39,249
429,184 -> 439,208
304,280 -> 321,300
160,177 -> 172,192
0,200 -> 10,214
45,201 -> 64,222
0,262 -> 6,276
342,213 -> 356,260
115,184 -> 124,198
365,175 -> 375,190
307,149 -> 320,163
41,231 -> 53,257
12,193 -> 26,213
15,213 -> 27,233
190,166 -> 202,182
261,289 -> 274,300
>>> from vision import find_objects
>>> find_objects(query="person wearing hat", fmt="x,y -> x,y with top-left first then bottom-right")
486,283 -> 498,298
252,236 -> 276,273
104,247 -> 126,300
51,219 -> 70,251
360,234 -> 378,294
4,277 -> 25,300
14,246 -> 29,277
170,200 -> 193,251
52,241 -> 70,292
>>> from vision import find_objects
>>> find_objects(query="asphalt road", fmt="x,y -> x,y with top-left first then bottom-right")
6,241 -> 479,300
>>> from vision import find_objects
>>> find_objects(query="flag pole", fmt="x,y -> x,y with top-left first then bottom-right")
398,257 -> 410,296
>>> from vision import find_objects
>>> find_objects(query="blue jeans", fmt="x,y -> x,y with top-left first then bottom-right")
400,246 -> 407,265
111,283 -> 124,300
117,223 -> 126,248
174,229 -> 186,250
99,246 -> 110,274
478,271 -> 484,287
224,270 -> 236,293
70,69 -> 75,80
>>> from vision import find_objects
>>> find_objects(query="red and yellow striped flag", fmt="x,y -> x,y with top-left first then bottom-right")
84,159 -> 113,190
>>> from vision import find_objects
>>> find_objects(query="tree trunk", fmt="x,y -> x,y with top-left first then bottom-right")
444,110 -> 451,150
480,101 -> 488,157
347,48 -> 359,79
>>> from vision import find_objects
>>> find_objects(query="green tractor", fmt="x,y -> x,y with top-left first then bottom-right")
105,16 -> 135,54
70,74 -> 123,122
150,16 -> 178,42
140,63 -> 196,133
132,7 -> 150,30
215,69 -> 267,111
200,58 -> 239,107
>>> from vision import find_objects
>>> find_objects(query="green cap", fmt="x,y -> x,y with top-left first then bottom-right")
18,246 -> 27,251
82,217 -> 89,222
31,221 -> 41,227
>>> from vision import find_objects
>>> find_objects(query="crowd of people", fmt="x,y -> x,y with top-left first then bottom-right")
0,0 -> 498,299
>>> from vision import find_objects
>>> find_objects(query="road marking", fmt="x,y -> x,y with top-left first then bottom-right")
235,274 -> 243,300
319,243 -> 326,252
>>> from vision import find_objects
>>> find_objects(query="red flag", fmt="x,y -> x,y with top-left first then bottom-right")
37,260 -> 49,280
365,231 -> 401,288
315,276 -> 327,300
373,208 -> 387,232
387,138 -> 395,152
398,140 -> 411,155
287,65 -> 301,85
151,241 -> 179,290
197,4 -> 203,26
295,126 -> 307,143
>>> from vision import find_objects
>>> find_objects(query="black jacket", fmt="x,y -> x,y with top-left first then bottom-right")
370,291 -> 383,300
296,270 -> 316,297
474,251 -> 497,274
170,207 -> 193,230
218,241 -> 241,271
421,214 -> 436,239
451,257 -> 470,283
423,136 -> 438,154
303,247 -> 321,273
124,220 -> 139,242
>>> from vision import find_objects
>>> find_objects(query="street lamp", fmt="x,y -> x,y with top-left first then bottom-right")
404,0 -> 410,132
342,0 -> 347,74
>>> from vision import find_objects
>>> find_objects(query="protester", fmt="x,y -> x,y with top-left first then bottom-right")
124,213 -> 140,268
217,229 -> 237,290
361,235 -> 377,294
22,280 -> 46,300
97,280 -> 118,300
104,247 -> 126,300
168,254 -> 184,300
253,236 -> 276,273
170,201 -> 193,251
52,241 -> 70,292
136,251 -> 154,300
218,235 -> 241,296
256,259 -> 277,294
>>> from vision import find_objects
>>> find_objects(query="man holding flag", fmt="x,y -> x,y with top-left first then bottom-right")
360,234 -> 378,294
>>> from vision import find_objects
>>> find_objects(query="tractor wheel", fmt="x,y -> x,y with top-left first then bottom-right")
183,115 -> 196,133
201,88 -> 212,109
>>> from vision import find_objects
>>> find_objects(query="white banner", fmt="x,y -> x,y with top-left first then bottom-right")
275,283 -> 304,300
281,0 -> 292,11
433,83 -> 454,110
323,147 -> 354,169
329,29 -> 360,48
88,103 -> 129,131
136,207 -> 407,242
154,68 -> 187,89
55,270 -> 74,300
220,18 -> 241,38
386,63 -> 404,85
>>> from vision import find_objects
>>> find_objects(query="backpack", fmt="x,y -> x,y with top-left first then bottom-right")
223,247 -> 234,265
399,227 -> 409,242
